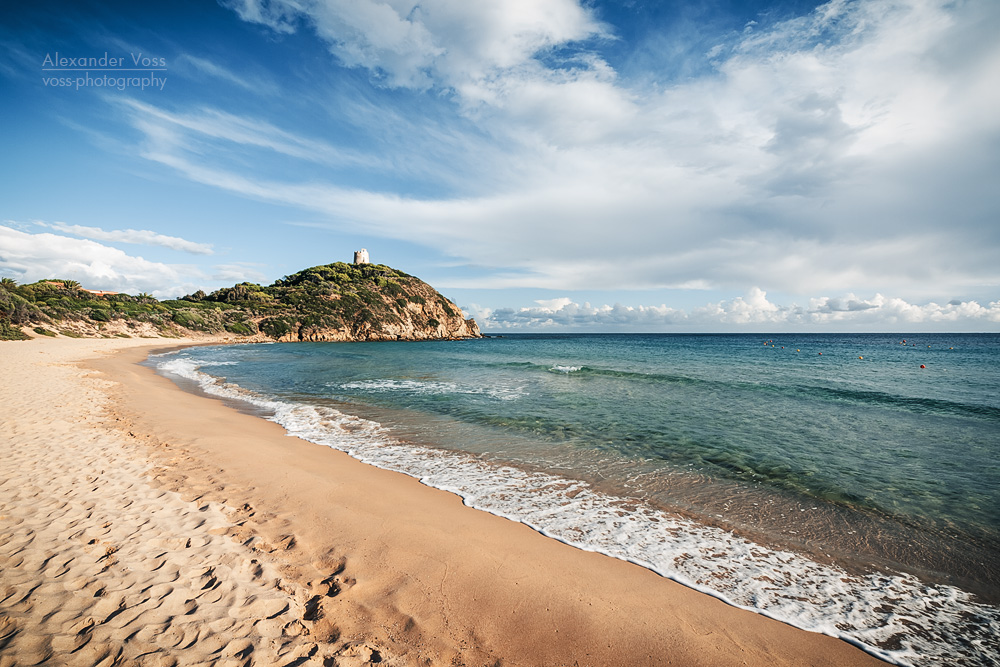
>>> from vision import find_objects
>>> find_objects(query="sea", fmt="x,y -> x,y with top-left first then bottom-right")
148,332 -> 1000,666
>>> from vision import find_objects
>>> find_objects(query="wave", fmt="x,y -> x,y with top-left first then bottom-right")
789,384 -> 1000,420
155,352 -> 1000,667
493,361 -> 999,420
334,378 -> 524,401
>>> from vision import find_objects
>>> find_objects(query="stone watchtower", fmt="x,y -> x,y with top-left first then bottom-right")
353,248 -> 370,265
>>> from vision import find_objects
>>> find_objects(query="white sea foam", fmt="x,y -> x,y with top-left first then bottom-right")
550,365 -> 582,373
156,353 -> 1000,667
336,378 -> 524,401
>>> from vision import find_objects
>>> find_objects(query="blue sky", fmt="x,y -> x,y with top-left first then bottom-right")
1,0 -> 998,332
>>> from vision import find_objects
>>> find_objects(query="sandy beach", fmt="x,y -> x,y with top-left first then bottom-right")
0,336 -> 887,666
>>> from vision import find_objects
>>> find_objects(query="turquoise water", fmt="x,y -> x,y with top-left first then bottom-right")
153,333 -> 1000,666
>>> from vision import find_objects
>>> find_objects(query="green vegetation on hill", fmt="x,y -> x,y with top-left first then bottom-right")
0,277 -> 176,340
0,263 -> 480,342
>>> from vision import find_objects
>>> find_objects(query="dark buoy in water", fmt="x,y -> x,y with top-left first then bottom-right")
920,364 -> 926,369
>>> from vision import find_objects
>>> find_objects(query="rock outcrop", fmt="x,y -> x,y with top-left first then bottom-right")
180,262 -> 481,342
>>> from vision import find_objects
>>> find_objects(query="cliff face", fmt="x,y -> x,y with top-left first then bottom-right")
179,262 -> 482,343
0,263 -> 482,342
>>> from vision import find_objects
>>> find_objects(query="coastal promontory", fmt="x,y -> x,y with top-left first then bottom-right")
0,262 -> 481,342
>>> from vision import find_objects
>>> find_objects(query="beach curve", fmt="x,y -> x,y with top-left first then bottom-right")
1,336 -> 886,666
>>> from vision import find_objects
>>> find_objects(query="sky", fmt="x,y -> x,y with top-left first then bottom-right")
1,0 -> 998,332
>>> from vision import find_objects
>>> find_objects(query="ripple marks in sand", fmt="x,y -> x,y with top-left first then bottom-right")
0,346 -> 387,666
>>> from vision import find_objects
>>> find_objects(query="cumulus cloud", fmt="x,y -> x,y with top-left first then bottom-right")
164,0 -> 1000,303
38,221 -> 214,255
0,225 -> 206,298
479,289 -> 1000,332
533,296 -> 574,311
211,263 -> 269,283
222,0 -> 605,90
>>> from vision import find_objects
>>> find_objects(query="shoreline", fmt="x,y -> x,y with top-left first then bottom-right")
2,336 -> 886,666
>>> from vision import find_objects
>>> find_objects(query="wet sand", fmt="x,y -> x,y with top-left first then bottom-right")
0,336 -> 886,666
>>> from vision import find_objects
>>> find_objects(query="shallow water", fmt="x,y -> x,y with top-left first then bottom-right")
150,333 -> 1000,666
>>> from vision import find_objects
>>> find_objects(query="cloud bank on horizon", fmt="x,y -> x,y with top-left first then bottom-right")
472,289 -> 1000,332
1,0 -> 998,331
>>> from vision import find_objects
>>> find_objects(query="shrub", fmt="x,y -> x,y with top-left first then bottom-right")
0,320 -> 29,340
1,294 -> 41,325
225,321 -> 254,335
90,309 -> 111,322
172,310 -> 205,329
182,290 -> 207,302
438,300 -> 456,317
260,317 -> 294,339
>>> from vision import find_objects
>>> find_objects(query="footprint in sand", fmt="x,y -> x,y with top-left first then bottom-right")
67,642 -> 122,667
144,583 -> 174,601
0,616 -> 18,650
161,593 -> 198,616
238,559 -> 263,580
260,534 -> 296,553
63,576 -> 90,593
196,585 -> 230,605
136,654 -> 178,667
62,616 -> 95,637
51,629 -> 92,654
0,586 -> 21,606
149,536 -> 191,551
158,624 -> 200,650
230,597 -> 289,620
91,594 -> 125,623
9,634 -> 53,665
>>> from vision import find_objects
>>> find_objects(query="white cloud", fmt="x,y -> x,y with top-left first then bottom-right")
0,225 -> 206,298
211,263 -> 269,283
174,54 -> 279,95
165,0 -> 1000,304
482,289 -> 1000,332
119,99 -> 384,171
221,0 -> 300,34
534,296 -> 573,311
38,221 -> 214,255
223,0 -> 605,90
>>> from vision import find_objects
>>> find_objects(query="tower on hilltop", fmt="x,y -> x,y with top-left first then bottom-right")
354,248 -> 370,265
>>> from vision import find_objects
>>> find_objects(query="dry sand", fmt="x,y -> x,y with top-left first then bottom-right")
0,336 -> 887,666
